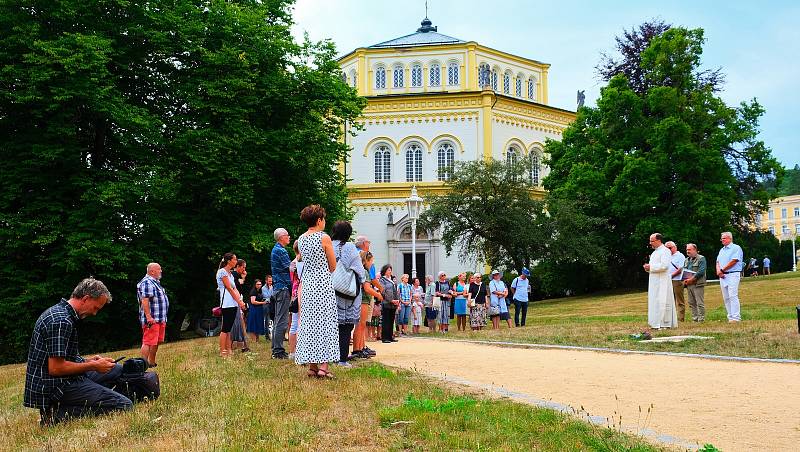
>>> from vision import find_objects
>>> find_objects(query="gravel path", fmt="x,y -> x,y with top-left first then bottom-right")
370,337 -> 800,451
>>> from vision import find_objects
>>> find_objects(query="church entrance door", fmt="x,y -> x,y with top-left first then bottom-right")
403,253 -> 426,280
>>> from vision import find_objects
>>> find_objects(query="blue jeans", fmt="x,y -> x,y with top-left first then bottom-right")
42,364 -> 132,425
397,304 -> 411,325
513,299 -> 528,326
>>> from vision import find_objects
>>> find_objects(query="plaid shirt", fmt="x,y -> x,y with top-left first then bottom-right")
137,274 -> 169,325
398,282 -> 412,305
24,299 -> 85,409
271,243 -> 292,290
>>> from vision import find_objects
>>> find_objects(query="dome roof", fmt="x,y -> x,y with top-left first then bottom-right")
368,17 -> 465,49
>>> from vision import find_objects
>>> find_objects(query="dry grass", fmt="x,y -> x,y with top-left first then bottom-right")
0,338 -> 662,451
438,272 -> 800,359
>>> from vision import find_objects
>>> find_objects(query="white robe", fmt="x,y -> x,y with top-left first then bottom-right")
647,245 -> 677,328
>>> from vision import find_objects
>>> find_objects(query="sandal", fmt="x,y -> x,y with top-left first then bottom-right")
316,369 -> 335,379
307,368 -> 318,378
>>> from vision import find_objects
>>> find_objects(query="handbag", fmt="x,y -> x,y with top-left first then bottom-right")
487,280 -> 500,316
432,296 -> 442,310
212,279 -> 225,317
332,242 -> 358,298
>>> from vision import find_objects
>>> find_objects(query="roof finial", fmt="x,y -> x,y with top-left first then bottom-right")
417,2 -> 437,34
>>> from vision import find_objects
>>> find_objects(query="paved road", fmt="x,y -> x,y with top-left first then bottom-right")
370,338 -> 800,451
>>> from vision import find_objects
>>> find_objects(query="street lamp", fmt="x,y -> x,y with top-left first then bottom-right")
782,230 -> 797,272
406,186 -> 424,279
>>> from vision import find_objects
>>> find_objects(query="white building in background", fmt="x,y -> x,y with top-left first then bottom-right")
338,17 -> 576,277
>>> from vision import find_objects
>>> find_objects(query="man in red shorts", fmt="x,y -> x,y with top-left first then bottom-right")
137,262 -> 169,367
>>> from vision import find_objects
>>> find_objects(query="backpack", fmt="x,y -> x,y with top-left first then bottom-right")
114,371 -> 160,402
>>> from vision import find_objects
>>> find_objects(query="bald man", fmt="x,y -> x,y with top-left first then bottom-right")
137,262 -> 169,367
716,231 -> 743,322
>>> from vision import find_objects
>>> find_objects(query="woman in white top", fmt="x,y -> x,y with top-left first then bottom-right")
216,252 -> 245,358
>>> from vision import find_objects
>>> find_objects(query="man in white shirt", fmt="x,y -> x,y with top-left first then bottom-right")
510,268 -> 532,327
716,231 -> 744,322
665,241 -> 686,322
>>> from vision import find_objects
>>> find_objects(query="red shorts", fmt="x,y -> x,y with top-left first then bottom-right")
142,322 -> 166,346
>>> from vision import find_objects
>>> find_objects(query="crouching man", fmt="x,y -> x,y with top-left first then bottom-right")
24,278 -> 133,425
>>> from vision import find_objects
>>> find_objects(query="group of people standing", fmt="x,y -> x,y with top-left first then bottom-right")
411,268 -> 532,335
215,204 -> 540,378
644,231 -> 746,329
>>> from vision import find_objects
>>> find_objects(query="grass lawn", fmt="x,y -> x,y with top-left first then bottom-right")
0,338 -> 662,451
433,272 -> 800,360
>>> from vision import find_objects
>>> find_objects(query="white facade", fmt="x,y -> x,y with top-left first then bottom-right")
340,18 -> 574,278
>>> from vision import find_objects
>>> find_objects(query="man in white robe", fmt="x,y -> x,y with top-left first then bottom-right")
643,233 -> 677,329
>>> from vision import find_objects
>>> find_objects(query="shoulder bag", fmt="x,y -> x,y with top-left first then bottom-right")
332,242 -> 359,299
487,281 -> 500,316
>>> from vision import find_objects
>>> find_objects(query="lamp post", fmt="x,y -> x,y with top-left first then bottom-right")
406,186 -> 424,279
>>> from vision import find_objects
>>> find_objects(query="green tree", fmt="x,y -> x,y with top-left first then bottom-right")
777,165 -> 800,196
0,0 -> 364,363
544,26 -> 783,288
419,159 -> 604,283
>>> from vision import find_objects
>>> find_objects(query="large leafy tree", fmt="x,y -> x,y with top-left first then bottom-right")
545,26 -> 783,288
0,0 -> 364,363
419,159 -> 604,284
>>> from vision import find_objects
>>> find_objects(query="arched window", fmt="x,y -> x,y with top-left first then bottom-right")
375,66 -> 386,89
478,63 -> 490,88
528,77 -> 536,100
530,151 -> 541,185
447,62 -> 459,85
437,142 -> 455,181
350,70 -> 357,88
515,76 -> 522,97
393,65 -> 404,88
429,62 -> 441,86
491,69 -> 498,91
506,146 -> 519,166
405,143 -> 423,182
340,72 -> 347,83
374,145 -> 391,183
503,72 -> 511,94
411,64 -> 422,87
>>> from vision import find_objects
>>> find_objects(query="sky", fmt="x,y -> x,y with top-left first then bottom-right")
290,0 -> 800,169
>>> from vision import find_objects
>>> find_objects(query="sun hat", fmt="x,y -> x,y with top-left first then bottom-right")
490,269 -> 500,276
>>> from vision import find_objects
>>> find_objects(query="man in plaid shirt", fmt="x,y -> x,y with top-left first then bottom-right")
24,278 -> 132,425
137,263 -> 169,367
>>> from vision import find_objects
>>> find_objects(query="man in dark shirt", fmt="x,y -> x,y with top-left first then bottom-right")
270,227 -> 292,359
24,278 -> 132,425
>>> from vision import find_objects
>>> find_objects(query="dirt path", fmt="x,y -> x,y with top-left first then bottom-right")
370,338 -> 800,451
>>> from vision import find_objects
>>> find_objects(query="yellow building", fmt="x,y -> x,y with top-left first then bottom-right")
338,17 -> 575,276
756,194 -> 800,238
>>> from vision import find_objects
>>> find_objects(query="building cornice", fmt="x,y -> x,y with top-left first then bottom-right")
348,182 -> 450,200
359,91 -> 574,126
347,181 -> 546,202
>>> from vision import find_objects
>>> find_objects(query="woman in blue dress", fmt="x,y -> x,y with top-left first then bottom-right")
453,272 -> 469,331
247,279 -> 267,341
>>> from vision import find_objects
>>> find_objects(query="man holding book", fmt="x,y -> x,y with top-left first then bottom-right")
683,243 -> 707,322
